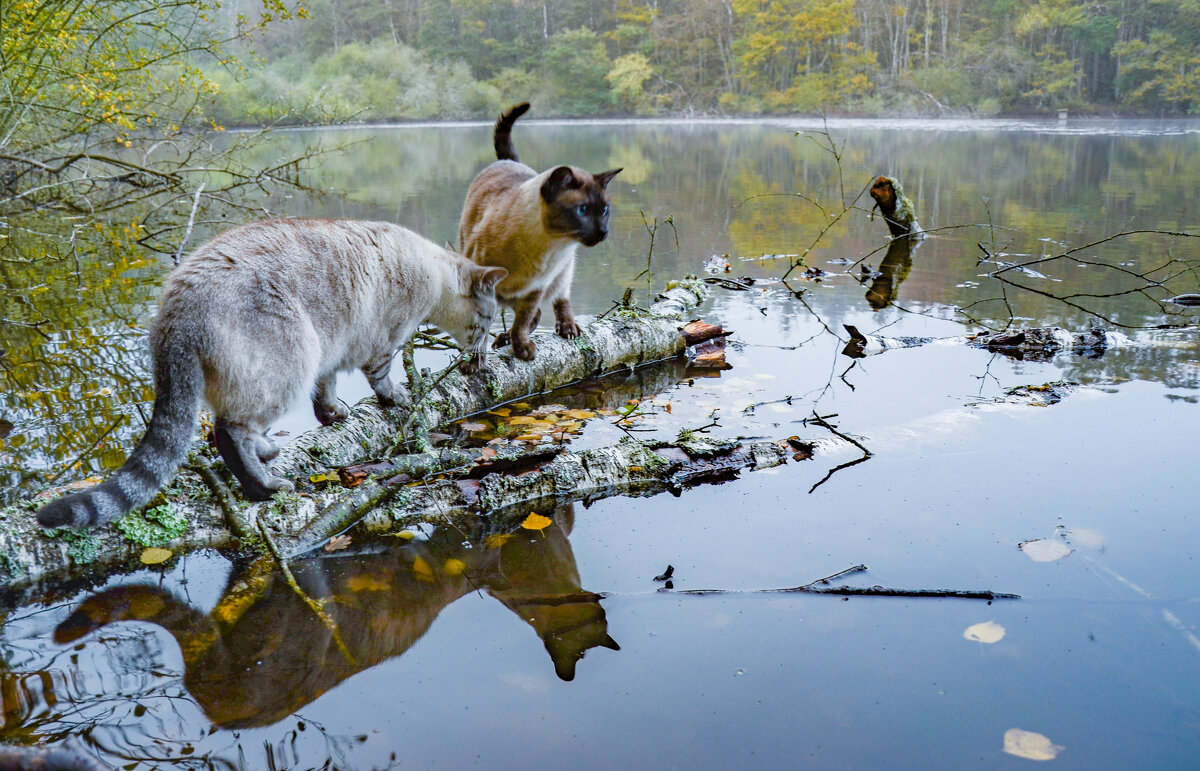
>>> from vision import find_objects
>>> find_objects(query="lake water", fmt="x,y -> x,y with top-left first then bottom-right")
1,119 -> 1199,768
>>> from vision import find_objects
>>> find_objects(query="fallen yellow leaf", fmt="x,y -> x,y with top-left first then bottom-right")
412,556 -> 435,582
485,533 -> 515,549
514,433 -> 544,441
394,530 -> 416,540
443,558 -> 466,576
507,416 -> 542,425
488,407 -> 512,417
139,547 -> 172,565
346,574 -> 390,592
521,512 -> 553,533
324,534 -> 352,552
563,409 -> 596,419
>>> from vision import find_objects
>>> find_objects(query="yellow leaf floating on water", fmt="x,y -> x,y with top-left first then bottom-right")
521,512 -> 552,534
512,402 -> 531,410
963,620 -> 1006,644
1003,728 -> 1064,761
139,547 -> 172,565
488,407 -> 512,417
514,433 -> 544,442
1019,538 -> 1072,563
346,574 -> 389,592
563,409 -> 596,419
443,558 -> 466,576
485,533 -> 514,549
412,556 -> 435,582
394,530 -> 416,540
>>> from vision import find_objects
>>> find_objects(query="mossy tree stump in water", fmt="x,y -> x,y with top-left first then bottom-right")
869,176 -> 920,237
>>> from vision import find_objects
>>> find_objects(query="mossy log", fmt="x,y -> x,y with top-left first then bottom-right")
0,280 -> 721,605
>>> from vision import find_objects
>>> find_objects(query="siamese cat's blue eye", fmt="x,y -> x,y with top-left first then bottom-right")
576,204 -> 588,217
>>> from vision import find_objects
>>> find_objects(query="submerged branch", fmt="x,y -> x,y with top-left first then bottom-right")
673,563 -> 1019,600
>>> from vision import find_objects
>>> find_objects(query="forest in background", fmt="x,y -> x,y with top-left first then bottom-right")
203,0 -> 1200,124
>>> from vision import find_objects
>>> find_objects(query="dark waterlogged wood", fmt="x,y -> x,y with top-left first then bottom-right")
673,564 -> 1020,600
0,281 -> 727,603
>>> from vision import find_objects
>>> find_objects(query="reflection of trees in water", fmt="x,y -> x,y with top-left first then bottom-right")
3,506 -> 612,767
0,226 -> 160,502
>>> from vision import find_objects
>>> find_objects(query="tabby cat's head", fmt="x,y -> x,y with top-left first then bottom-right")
541,166 -> 622,247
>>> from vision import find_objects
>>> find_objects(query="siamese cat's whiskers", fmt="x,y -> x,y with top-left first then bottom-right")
37,219 -> 506,529
459,102 -> 621,361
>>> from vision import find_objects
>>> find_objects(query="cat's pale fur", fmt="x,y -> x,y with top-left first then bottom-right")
37,218 -> 506,528
458,103 -> 620,360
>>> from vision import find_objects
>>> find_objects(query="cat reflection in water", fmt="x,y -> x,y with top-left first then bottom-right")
54,506 -> 617,729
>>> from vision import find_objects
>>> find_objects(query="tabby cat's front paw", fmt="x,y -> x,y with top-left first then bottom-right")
512,337 -> 537,360
556,318 -> 582,339
492,331 -> 511,349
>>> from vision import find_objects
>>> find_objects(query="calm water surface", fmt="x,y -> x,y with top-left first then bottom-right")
1,119 -> 1199,768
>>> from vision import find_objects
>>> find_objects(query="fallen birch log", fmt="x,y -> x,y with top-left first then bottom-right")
0,280 -> 724,604
293,436 -> 792,557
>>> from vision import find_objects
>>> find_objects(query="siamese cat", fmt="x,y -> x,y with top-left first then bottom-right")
36,218 -> 506,529
458,102 -> 621,360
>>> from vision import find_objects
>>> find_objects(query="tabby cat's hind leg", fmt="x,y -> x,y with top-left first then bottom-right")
215,422 -> 294,500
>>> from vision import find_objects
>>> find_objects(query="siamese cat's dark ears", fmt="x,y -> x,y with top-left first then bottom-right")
541,166 -> 576,202
595,168 -> 623,188
541,166 -> 624,202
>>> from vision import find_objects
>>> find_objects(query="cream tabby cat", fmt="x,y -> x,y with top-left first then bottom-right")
37,218 -> 506,528
458,102 -> 620,360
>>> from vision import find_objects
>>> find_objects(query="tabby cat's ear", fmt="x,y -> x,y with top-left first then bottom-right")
541,166 -> 577,203
594,168 -> 623,188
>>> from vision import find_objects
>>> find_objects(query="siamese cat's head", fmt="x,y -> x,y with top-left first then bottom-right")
541,166 -> 622,247
449,263 -> 508,374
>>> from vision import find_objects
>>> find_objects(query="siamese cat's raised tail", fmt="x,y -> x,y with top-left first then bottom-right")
38,219 -> 505,529
494,101 -> 530,161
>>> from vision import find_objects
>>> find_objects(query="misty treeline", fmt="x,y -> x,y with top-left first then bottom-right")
204,0 -> 1200,123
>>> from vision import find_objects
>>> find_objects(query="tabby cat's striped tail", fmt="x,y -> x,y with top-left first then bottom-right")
36,339 -> 202,528
493,102 -> 531,162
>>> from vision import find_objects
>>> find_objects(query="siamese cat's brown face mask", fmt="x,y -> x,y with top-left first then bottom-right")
541,166 -> 622,247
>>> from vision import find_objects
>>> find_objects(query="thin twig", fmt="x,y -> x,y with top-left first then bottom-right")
257,516 -> 357,666
171,182 -> 205,265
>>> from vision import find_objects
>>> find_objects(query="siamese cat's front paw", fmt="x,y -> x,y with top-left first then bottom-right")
313,401 -> 349,426
459,353 -> 485,374
556,318 -> 582,339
